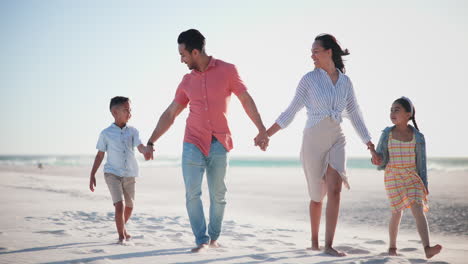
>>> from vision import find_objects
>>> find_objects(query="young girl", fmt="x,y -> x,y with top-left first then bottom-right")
372,97 -> 442,259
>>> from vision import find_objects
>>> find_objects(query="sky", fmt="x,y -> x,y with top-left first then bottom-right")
1,0 -> 467,157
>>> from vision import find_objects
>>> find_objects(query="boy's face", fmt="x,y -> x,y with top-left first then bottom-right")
112,101 -> 132,124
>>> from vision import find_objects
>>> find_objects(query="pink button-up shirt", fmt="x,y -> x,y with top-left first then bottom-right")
174,57 -> 247,156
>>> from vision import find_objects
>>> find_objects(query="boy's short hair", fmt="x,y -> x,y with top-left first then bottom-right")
109,96 -> 130,111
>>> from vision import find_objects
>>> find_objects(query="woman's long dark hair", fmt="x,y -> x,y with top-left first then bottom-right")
394,98 -> 419,131
315,34 -> 350,73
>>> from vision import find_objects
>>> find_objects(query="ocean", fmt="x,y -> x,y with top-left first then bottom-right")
0,155 -> 467,172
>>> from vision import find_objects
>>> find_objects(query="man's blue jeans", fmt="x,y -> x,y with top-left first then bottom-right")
182,138 -> 228,245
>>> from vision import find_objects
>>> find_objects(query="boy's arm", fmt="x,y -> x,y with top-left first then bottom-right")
137,144 -> 147,155
89,151 -> 105,192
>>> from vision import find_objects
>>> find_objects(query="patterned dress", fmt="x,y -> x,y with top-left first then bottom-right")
384,131 -> 428,212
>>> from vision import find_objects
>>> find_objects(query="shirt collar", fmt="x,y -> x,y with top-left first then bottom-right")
192,56 -> 216,75
111,123 -> 127,130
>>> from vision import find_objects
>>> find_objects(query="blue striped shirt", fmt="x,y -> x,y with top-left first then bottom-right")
276,68 -> 371,144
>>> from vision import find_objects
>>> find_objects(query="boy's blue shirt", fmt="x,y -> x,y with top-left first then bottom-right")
96,123 -> 142,177
375,125 -> 428,190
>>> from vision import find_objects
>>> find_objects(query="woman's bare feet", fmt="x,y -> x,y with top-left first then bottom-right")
388,247 -> 397,256
425,244 -> 442,259
324,246 -> 346,257
209,240 -> 220,248
124,230 -> 132,241
307,241 -> 320,251
191,243 -> 209,253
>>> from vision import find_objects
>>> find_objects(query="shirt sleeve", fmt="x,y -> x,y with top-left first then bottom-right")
229,64 -> 248,96
275,75 -> 308,128
344,79 -> 372,144
132,128 -> 143,147
96,132 -> 107,152
174,75 -> 190,107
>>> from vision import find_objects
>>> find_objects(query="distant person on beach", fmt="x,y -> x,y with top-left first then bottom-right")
372,97 -> 442,258
144,29 -> 269,252
89,96 -> 149,244
265,34 -> 378,256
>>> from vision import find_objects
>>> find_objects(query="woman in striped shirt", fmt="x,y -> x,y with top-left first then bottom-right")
265,34 -> 379,256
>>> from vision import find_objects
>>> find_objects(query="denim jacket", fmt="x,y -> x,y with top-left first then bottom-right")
375,125 -> 428,191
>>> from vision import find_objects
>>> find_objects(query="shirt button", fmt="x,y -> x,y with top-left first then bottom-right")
205,108 -> 208,111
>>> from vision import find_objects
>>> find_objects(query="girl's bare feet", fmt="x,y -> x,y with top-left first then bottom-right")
307,241 -> 320,251
388,247 -> 397,256
425,244 -> 442,259
191,243 -> 209,253
324,246 -> 346,257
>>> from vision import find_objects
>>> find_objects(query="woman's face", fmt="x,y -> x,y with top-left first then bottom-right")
390,102 -> 411,125
311,40 -> 332,69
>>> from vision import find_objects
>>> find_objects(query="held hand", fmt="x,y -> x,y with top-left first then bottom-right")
144,146 -> 154,160
371,151 -> 382,165
89,175 -> 96,192
254,131 -> 269,151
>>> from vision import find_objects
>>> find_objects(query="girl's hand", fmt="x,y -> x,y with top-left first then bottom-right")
371,151 -> 382,165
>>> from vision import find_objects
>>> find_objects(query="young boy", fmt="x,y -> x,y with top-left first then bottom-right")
89,96 -> 148,243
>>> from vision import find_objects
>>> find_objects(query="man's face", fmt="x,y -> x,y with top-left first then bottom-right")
178,44 -> 196,70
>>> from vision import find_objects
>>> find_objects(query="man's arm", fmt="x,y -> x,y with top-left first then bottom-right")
145,101 -> 186,160
89,151 -> 105,192
237,91 -> 269,151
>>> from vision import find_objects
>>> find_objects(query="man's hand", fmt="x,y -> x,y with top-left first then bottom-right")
254,130 -> 269,151
144,145 -> 154,160
89,175 -> 96,192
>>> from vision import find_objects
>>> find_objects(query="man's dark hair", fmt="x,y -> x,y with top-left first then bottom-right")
109,96 -> 129,111
177,29 -> 205,53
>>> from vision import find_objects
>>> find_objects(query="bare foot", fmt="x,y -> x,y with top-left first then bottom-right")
191,243 -> 209,253
388,247 -> 397,256
425,244 -> 442,259
324,246 -> 346,257
307,241 -> 320,251
209,240 -> 220,248
124,231 -> 132,241
117,236 -> 126,245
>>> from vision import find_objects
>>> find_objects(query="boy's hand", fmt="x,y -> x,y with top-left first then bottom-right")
89,175 -> 96,192
144,145 -> 154,160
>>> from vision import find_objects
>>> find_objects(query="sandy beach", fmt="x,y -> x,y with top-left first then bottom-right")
0,164 -> 467,264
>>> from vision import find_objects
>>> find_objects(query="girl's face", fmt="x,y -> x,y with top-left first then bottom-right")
390,102 -> 411,125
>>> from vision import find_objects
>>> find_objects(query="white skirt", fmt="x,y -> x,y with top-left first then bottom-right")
300,117 -> 349,202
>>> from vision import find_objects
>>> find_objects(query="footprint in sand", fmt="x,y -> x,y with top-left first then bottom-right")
249,254 -> 271,260
364,240 -> 386,245
246,246 -> 266,252
407,258 -> 427,263
34,230 -> 69,236
335,245 -> 371,254
399,247 -> 418,252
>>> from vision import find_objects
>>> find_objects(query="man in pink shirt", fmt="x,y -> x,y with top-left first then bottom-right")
145,29 -> 269,252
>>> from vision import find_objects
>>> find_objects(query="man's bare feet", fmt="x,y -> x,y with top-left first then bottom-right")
191,243 -> 209,253
425,244 -> 442,259
117,236 -> 126,245
388,247 -> 397,256
209,240 -> 220,248
324,246 -> 346,257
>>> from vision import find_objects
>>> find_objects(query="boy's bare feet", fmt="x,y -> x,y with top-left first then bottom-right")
209,240 -> 220,248
388,247 -> 397,256
324,246 -> 346,257
191,243 -> 209,253
425,244 -> 442,259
